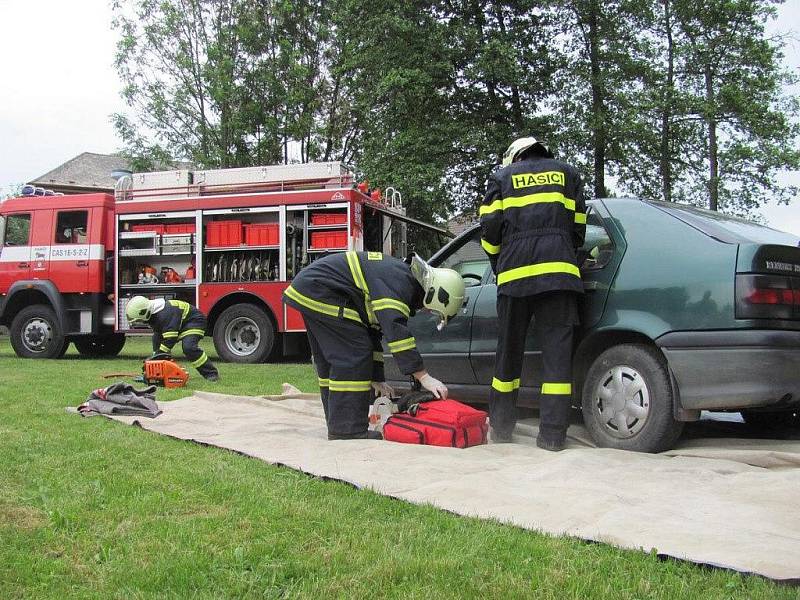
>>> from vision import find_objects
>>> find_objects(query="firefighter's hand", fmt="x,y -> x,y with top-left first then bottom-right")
371,381 -> 395,399
417,372 -> 448,399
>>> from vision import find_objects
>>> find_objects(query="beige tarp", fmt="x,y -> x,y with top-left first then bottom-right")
101,388 -> 800,582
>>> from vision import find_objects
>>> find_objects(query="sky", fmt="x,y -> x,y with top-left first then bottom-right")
0,0 -> 798,235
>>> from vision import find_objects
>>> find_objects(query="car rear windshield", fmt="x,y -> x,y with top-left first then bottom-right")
653,201 -> 799,245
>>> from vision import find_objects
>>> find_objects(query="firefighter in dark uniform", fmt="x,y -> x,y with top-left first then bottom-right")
283,251 -> 465,440
480,137 -> 586,451
125,296 -> 220,382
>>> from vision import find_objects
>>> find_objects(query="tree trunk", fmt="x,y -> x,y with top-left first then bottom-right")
588,0 -> 606,197
659,0 -> 674,203
705,64 -> 719,211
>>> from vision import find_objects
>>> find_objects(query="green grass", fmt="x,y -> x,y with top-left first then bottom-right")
0,336 -> 796,599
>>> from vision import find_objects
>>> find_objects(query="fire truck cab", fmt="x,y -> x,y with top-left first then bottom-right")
0,162 -> 447,362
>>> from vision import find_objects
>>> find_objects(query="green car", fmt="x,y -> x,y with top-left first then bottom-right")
384,198 -> 800,452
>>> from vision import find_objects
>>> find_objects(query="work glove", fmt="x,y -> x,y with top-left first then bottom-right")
417,373 -> 447,399
371,381 -> 395,399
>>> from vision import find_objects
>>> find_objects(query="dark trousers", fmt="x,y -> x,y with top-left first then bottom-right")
489,291 -> 578,442
180,316 -> 218,380
303,312 -> 374,436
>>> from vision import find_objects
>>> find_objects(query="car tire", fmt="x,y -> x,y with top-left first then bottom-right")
213,304 -> 274,363
581,343 -> 684,453
73,334 -> 126,358
9,304 -> 68,359
741,409 -> 799,431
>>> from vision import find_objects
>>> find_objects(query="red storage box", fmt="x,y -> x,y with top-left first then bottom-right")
131,224 -> 166,234
244,223 -> 279,246
206,220 -> 242,247
311,212 -> 347,226
383,399 -> 488,448
310,230 -> 347,249
165,223 -> 196,234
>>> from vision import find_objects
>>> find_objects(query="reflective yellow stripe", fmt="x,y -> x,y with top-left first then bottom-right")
346,251 -> 377,325
329,379 -> 372,392
158,344 -> 171,353
169,300 -> 191,322
479,192 -> 576,216
541,382 -> 572,395
388,337 -> 416,353
481,238 -> 501,255
373,351 -> 384,363
505,191 -> 575,211
479,199 -> 503,216
178,328 -> 205,340
190,352 -> 208,368
285,286 -> 361,322
497,262 -> 580,285
318,377 -> 330,388
574,212 -> 587,224
491,377 -> 520,393
367,252 -> 383,260
162,331 -> 180,339
371,297 -> 410,318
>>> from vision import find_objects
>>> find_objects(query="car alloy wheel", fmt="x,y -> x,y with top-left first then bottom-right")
592,365 -> 650,439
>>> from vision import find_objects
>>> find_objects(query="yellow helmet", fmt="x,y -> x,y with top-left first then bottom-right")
409,254 -> 465,328
501,136 -> 552,167
125,295 -> 152,323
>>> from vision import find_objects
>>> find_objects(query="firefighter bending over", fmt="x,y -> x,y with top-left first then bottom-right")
125,296 -> 220,382
283,251 -> 465,440
480,137 -> 585,451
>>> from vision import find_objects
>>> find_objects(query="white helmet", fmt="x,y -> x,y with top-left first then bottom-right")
125,295 -> 153,323
409,254 -> 465,329
501,136 -> 552,167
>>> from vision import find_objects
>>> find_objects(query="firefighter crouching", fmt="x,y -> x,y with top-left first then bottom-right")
283,251 -> 465,440
125,296 -> 220,382
480,137 -> 586,451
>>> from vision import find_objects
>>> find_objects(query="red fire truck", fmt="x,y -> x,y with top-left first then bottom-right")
0,162 -> 448,361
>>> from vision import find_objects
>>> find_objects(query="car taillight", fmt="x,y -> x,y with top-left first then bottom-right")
736,274 -> 799,319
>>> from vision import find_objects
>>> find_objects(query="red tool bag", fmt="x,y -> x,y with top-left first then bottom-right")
383,399 -> 488,448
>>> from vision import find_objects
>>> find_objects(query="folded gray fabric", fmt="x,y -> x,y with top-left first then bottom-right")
78,382 -> 161,418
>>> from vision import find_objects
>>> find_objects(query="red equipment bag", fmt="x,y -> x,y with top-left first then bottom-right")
383,399 -> 488,448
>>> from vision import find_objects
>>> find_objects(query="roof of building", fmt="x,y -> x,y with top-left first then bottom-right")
28,152 -> 131,192
447,211 -> 477,236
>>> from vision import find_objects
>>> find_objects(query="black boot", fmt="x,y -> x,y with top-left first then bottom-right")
536,435 -> 566,452
327,430 -> 383,441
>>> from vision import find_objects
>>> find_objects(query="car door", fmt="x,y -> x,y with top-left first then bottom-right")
383,229 -> 489,384
469,200 -> 623,393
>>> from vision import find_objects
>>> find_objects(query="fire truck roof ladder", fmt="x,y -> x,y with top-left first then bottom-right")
115,162 -> 355,201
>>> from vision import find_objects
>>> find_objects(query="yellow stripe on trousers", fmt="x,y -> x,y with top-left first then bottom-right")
491,377 -> 520,393
541,382 -> 572,395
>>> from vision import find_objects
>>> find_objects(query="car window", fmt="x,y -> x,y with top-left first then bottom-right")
55,210 -> 88,244
437,231 -> 490,286
580,211 -> 614,270
4,213 -> 31,246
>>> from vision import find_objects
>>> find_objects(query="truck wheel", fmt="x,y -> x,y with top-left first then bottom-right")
741,409 -> 799,431
213,304 -> 274,363
581,343 -> 684,453
73,334 -> 126,358
10,304 -> 68,359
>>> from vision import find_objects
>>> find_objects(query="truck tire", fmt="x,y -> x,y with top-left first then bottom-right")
73,334 -> 126,358
581,343 -> 684,453
9,304 -> 68,359
213,304 -> 275,363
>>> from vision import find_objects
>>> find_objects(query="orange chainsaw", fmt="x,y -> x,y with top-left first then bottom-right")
103,353 -> 189,388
